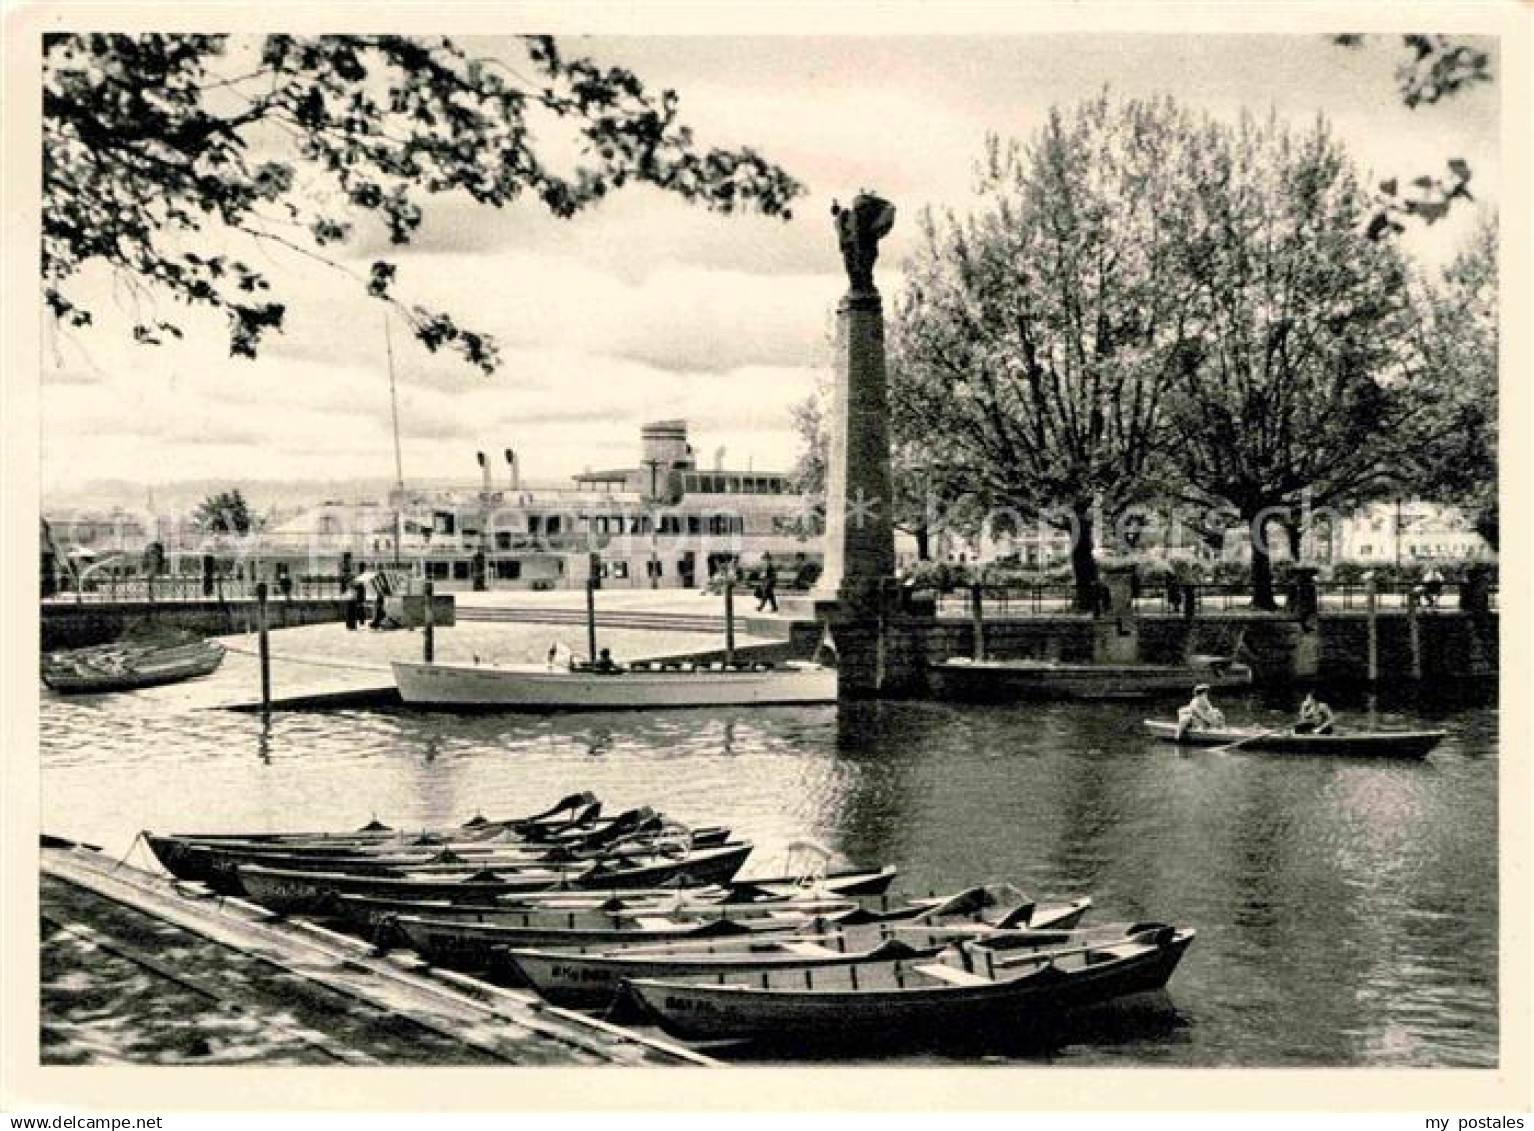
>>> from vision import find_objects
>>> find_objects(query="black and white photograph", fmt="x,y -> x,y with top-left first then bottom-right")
3,3 -> 1528,1115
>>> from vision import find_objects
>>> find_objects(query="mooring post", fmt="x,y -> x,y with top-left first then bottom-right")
724,568 -> 736,665
1407,586 -> 1423,680
585,566 -> 598,663
1364,572 -> 1379,683
423,580 -> 435,663
970,581 -> 986,662
256,581 -> 272,718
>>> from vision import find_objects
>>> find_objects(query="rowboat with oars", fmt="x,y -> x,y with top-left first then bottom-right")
156,792 -> 606,848
234,839 -> 756,912
143,810 -> 726,886
323,865 -> 901,926
1142,720 -> 1446,759
623,922 -> 1195,1043
42,637 -> 226,694
379,885 -> 1091,977
496,889 -> 1094,1007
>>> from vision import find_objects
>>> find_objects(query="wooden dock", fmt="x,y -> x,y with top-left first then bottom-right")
40,839 -> 716,1066
94,620 -> 777,713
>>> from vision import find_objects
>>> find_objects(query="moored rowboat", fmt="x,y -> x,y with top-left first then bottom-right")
155,792 -> 603,847
1142,720 -> 1445,759
234,840 -> 755,912
498,894 -> 1095,1007
377,885 -> 1087,972
623,922 -> 1195,1042
42,638 -> 226,693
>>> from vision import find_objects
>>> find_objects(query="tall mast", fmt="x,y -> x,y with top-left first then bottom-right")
384,314 -> 405,569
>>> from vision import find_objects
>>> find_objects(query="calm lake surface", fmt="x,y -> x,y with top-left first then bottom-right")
41,661 -> 1498,1068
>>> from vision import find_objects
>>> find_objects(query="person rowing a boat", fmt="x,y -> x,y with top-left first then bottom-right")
1175,683 -> 1225,742
1293,692 -> 1336,735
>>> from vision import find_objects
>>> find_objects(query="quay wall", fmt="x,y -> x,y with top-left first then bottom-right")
41,597 -> 350,650
830,610 -> 1498,696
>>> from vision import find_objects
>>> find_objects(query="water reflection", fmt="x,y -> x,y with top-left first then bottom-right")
39,686 -> 1497,1067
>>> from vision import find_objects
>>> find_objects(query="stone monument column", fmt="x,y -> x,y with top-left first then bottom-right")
818,192 -> 899,695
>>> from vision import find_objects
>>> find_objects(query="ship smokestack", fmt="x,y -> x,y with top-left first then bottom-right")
477,450 -> 491,496
505,448 -> 518,491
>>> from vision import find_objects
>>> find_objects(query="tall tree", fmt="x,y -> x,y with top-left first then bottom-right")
1399,212 -> 1498,548
890,96 -> 1201,609
1167,113 -> 1414,608
43,34 -> 803,371
193,488 -> 255,534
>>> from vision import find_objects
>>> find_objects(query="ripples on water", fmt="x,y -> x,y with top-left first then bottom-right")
41,676 -> 1498,1067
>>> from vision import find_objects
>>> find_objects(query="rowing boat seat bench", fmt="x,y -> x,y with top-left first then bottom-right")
911,963 -> 989,986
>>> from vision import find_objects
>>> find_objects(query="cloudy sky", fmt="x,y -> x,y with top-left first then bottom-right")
41,33 -> 1500,509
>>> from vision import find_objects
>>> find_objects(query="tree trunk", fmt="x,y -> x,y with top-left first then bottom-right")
1249,514 -> 1278,611
1070,508 -> 1099,613
914,525 -> 931,562
1284,520 -> 1303,562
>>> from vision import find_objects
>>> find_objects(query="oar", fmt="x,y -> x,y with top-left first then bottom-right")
1208,728 -> 1286,755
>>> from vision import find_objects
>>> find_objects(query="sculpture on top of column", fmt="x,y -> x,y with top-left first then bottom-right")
832,192 -> 896,296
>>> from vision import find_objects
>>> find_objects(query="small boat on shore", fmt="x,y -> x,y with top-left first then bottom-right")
929,656 -> 1251,702
623,922 -> 1195,1043
391,658 -> 837,710
1142,720 -> 1446,759
42,637 -> 226,694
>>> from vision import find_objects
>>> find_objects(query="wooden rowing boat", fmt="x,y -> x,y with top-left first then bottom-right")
323,866 -> 902,924
143,814 -> 729,886
155,792 -> 604,846
391,658 -> 837,710
497,894 -> 1095,1008
623,922 -> 1195,1042
375,883 -> 1075,964
930,656 -> 1252,702
42,638 -> 226,694
235,840 -> 756,912
1142,720 -> 1446,759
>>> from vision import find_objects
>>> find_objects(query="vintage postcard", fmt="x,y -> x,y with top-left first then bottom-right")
2,0 -> 1529,1115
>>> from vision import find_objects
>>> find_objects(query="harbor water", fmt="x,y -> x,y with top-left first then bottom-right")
40,640 -> 1498,1067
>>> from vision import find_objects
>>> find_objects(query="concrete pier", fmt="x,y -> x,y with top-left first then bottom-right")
40,839 -> 714,1066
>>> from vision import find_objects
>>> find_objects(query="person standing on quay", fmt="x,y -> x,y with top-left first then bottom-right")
756,552 -> 779,613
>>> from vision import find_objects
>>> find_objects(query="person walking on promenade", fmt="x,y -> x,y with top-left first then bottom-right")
756,552 -> 779,613
1175,683 -> 1226,742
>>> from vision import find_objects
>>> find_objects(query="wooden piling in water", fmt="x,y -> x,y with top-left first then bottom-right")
1408,588 -> 1423,680
423,580 -> 435,663
256,581 -> 271,717
585,572 -> 598,663
970,581 -> 986,662
724,571 -> 736,664
1365,574 -> 1379,683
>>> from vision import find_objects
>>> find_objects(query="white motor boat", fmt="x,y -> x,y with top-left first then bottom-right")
391,657 -> 837,710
